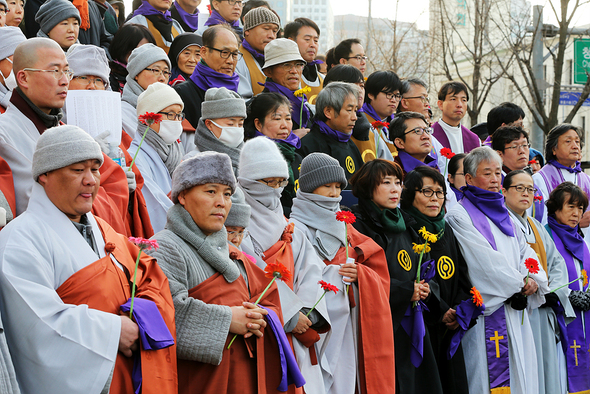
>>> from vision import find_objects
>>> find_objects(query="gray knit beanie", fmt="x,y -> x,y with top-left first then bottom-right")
225,187 -> 251,228
238,136 -> 289,180
299,152 -> 347,193
66,44 -> 111,88
32,125 -> 104,181
201,87 -> 246,120
137,82 -> 184,117
171,151 -> 236,203
0,27 -> 27,61
35,0 -> 81,35
0,0 -> 7,8
127,43 -> 171,80
243,7 -> 280,32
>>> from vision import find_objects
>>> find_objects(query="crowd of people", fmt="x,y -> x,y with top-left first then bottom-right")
0,0 -> 588,393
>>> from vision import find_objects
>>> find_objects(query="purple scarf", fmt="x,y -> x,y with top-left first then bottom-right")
397,150 -> 439,173
450,185 -> 463,202
174,2 -> 199,31
190,61 -> 239,92
548,159 -> 582,174
264,81 -> 310,128
447,296 -> 485,359
547,216 -> 586,263
361,102 -> 392,139
315,119 -> 352,143
133,0 -> 172,21
205,9 -> 240,28
254,130 -> 301,149
241,39 -> 265,64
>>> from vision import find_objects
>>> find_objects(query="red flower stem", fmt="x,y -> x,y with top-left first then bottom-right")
306,290 -> 327,317
128,125 -> 151,170
129,248 -> 143,318
227,276 -> 277,350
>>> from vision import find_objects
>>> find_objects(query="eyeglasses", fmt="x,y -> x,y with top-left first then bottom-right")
278,61 -> 306,72
23,68 -> 74,81
506,185 -> 537,194
222,0 -> 243,6
504,143 -> 530,152
144,67 -> 172,79
158,111 -> 185,121
404,95 -> 429,104
206,46 -> 242,61
259,178 -> 289,188
72,76 -> 105,88
418,188 -> 445,199
382,91 -> 402,101
404,127 -> 433,136
346,55 -> 368,62
227,229 -> 249,239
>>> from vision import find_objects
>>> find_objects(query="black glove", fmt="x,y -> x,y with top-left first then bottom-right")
541,292 -> 559,308
569,291 -> 590,312
507,293 -> 528,310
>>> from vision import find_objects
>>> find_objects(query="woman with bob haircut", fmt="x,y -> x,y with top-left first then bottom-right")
349,159 -> 443,394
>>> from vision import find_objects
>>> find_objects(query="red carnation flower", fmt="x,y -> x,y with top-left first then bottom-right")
129,237 -> 159,252
524,258 -> 540,275
440,147 -> 455,159
371,121 -> 389,129
138,112 -> 163,126
336,211 -> 356,225
264,261 -> 292,282
533,195 -> 542,202
318,280 -> 339,293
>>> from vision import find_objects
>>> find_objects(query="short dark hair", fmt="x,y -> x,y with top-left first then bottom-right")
491,126 -> 529,152
487,102 -> 525,136
545,123 -> 584,162
364,71 -> 402,105
349,159 -> 404,200
244,93 -> 291,140
546,181 -> 589,217
502,169 -> 532,189
283,17 -> 320,39
108,24 -> 156,64
202,24 -> 239,48
325,47 -> 337,69
448,153 -> 466,178
240,0 -> 271,24
326,38 -> 361,72
323,64 -> 364,86
437,81 -> 469,102
400,166 -> 446,211
389,112 -> 428,144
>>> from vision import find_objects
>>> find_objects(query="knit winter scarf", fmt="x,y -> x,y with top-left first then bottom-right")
264,80 -> 310,128
166,203 -> 240,282
290,190 -> 346,260
361,197 -> 406,234
190,61 -> 240,92
194,119 -> 243,176
404,205 -> 445,236
121,78 -> 144,108
140,124 -> 183,176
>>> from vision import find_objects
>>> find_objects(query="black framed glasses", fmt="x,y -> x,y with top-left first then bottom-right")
144,67 -> 172,78
404,127 -> 432,136
206,46 -> 242,61
382,91 -> 402,101
506,185 -> 537,194
259,178 -> 288,188
418,188 -> 445,199
158,111 -> 185,121
346,55 -> 368,62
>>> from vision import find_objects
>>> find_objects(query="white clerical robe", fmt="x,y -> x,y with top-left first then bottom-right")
0,183 -> 120,394
446,203 -> 549,394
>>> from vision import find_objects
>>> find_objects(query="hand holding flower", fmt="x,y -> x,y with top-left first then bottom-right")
522,277 -> 538,296
338,262 -> 358,283
291,312 -> 312,335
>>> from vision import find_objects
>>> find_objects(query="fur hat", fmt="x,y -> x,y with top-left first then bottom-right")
32,125 -> 104,181
262,38 -> 304,70
66,44 -> 111,88
238,136 -> 289,180
126,43 -> 171,80
298,152 -> 347,193
136,82 -> 184,117
201,87 -> 246,120
35,0 -> 81,35
171,151 -> 236,203
243,7 -> 280,31
225,187 -> 251,228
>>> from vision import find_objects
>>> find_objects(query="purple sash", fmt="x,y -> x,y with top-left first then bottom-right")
485,306 -> 510,391
241,39 -> 265,64
204,9 -> 240,28
254,130 -> 301,149
548,226 -> 590,393
447,297 -> 485,359
190,61 -> 239,93
264,81 -> 310,128
432,121 -> 480,153
532,188 -> 545,222
315,119 -> 351,143
133,0 -> 172,21
483,135 -> 492,147
397,150 -> 439,173
174,3 -> 199,31
539,162 -> 590,197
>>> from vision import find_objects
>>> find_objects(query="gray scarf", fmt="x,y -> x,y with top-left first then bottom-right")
121,78 -> 144,108
166,204 -> 240,282
238,177 -> 287,253
138,123 -> 183,177
195,119 -> 243,176
290,190 -> 346,261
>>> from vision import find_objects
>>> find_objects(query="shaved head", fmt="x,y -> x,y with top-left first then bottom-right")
13,37 -> 63,75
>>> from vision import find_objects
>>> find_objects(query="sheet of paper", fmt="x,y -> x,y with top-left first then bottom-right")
65,90 -> 123,146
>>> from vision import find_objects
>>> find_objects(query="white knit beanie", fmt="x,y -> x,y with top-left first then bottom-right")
238,136 -> 289,180
32,125 -> 104,181
136,82 -> 184,117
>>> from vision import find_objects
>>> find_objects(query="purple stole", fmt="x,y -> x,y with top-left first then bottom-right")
396,150 -> 439,174
548,226 -> 590,393
432,121 -> 480,153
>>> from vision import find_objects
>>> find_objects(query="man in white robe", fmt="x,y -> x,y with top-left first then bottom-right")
446,147 -> 549,394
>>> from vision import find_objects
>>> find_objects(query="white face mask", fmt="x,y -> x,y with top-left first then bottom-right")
1,58 -> 16,91
211,120 -> 244,148
157,119 -> 183,145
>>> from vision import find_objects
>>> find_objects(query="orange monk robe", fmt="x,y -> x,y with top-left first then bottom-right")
93,153 -> 130,235
178,245 -> 288,394
0,157 -> 16,221
121,147 -> 154,238
56,216 -> 177,394
326,224 -> 396,394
